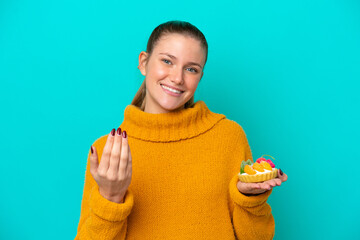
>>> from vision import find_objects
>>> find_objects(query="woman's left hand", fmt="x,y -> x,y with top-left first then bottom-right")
237,169 -> 288,196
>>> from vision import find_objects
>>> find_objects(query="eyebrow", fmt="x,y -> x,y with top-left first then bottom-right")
159,52 -> 203,69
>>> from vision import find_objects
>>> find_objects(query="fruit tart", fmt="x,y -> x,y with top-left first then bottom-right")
238,155 -> 278,183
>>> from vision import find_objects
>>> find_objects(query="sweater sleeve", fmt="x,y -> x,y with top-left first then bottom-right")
228,124 -> 275,240
75,142 -> 134,240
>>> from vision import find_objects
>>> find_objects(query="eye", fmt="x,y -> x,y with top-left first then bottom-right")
162,59 -> 171,64
187,68 -> 198,73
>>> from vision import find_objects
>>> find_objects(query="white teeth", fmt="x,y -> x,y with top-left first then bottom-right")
161,84 -> 182,93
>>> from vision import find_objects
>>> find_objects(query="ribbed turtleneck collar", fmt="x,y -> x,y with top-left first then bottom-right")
119,100 -> 226,142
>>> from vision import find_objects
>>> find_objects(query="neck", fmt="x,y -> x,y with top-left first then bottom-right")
119,100 -> 226,142
143,100 -> 185,114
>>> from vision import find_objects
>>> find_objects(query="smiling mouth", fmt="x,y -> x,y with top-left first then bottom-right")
160,84 -> 185,93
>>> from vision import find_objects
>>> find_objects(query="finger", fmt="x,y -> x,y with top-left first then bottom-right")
108,128 -> 123,177
278,169 -> 288,182
89,145 -> 99,177
237,181 -> 267,195
246,182 -> 260,191
261,183 -> 271,190
274,178 -> 282,186
119,130 -> 129,176
127,142 -> 132,175
267,180 -> 277,188
237,181 -> 260,192
98,129 -> 115,174
259,182 -> 271,190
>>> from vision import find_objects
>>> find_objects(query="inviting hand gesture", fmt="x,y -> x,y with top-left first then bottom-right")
237,169 -> 288,195
89,128 -> 132,203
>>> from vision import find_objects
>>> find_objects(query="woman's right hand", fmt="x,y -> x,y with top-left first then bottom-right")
89,128 -> 132,203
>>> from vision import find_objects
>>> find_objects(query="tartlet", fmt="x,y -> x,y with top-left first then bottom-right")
238,155 -> 278,183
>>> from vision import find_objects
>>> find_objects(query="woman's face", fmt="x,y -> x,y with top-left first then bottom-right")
138,33 -> 205,114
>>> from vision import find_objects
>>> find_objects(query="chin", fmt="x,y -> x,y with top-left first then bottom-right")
161,103 -> 183,111
158,100 -> 185,112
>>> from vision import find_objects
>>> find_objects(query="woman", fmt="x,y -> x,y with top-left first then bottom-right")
75,20 -> 288,240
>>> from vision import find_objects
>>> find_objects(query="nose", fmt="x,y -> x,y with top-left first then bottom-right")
170,66 -> 184,85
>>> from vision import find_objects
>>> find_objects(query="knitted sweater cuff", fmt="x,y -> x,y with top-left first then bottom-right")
89,186 -> 134,222
229,174 -> 272,208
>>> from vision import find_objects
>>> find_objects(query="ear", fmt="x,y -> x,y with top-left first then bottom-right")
138,51 -> 148,76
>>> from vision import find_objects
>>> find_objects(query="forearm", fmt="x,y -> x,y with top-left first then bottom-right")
75,216 -> 128,240
232,200 -> 275,240
75,186 -> 134,240
229,175 -> 275,240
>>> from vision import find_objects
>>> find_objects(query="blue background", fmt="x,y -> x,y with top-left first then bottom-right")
1,0 -> 359,239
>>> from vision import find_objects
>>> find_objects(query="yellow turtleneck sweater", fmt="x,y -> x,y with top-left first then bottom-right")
75,100 -> 275,240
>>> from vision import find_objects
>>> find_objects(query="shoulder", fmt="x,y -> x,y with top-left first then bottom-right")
202,101 -> 247,137
218,117 -> 247,136
212,117 -> 250,146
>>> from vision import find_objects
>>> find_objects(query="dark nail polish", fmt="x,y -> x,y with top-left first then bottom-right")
122,130 -> 127,138
279,169 -> 283,176
90,146 -> 93,154
111,128 -> 115,136
117,128 -> 122,135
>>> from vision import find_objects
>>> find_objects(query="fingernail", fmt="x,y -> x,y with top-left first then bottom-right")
117,127 -> 122,135
90,146 -> 93,154
122,130 -> 127,138
111,128 -> 115,136
279,169 -> 283,176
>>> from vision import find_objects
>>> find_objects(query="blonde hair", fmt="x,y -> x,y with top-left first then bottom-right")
131,20 -> 207,110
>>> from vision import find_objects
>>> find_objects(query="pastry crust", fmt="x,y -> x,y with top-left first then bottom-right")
238,168 -> 278,183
